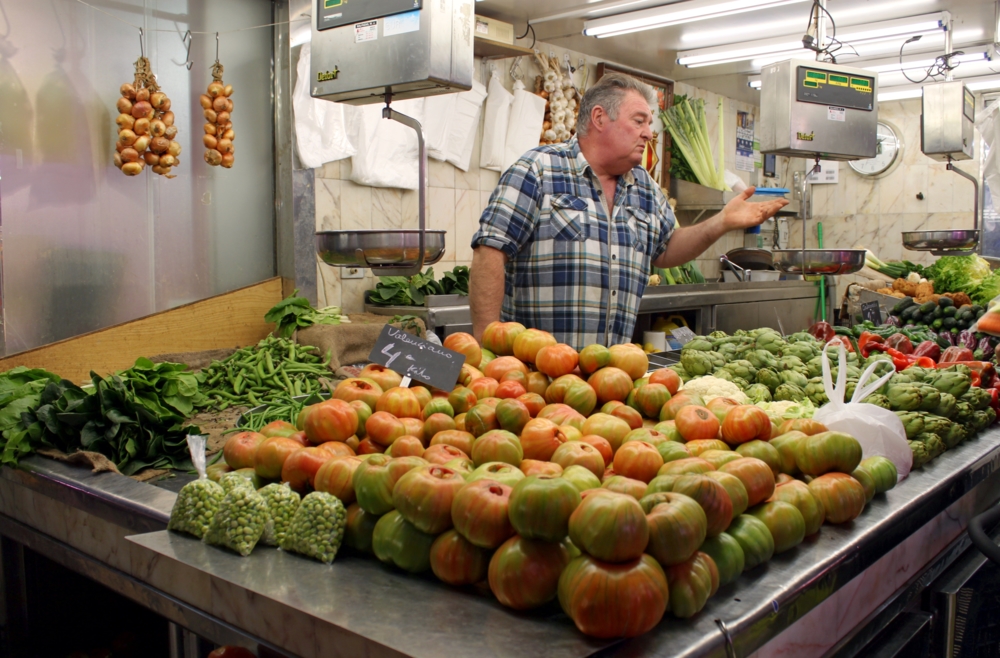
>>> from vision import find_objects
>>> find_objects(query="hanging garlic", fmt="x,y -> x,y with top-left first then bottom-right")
552,110 -> 566,124
543,80 -> 556,93
564,87 -> 576,100
551,88 -> 565,102
566,97 -> 577,110
552,122 -> 566,134
543,129 -> 558,141
543,70 -> 557,82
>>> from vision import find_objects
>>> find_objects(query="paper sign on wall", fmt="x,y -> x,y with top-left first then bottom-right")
806,160 -> 839,184
736,111 -> 755,173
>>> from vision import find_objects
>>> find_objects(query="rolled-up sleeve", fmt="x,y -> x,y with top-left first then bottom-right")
651,185 -> 677,262
471,157 -> 543,261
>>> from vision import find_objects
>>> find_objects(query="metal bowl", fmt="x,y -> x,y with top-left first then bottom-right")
902,230 -> 979,255
316,230 -> 447,273
725,247 -> 774,270
772,249 -> 866,275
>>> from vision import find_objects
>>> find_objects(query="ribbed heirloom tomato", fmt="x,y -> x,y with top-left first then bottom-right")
675,405 -> 721,441
281,447 -> 331,492
422,443 -> 468,465
699,450 -> 741,470
495,398 -> 531,434
224,431 -> 267,470
544,374 -> 586,404
443,332 -> 483,368
535,343 -> 579,379
665,551 -> 719,619
750,500 -> 806,553
647,473 -> 733,537
552,441 -> 606,479
512,328 -> 557,364
353,454 -> 427,515
602,475 -> 648,499
429,429 -> 474,456
613,441 -> 664,483
467,461 -> 525,487
609,344 -> 649,380
333,378 -> 383,410
642,492 -> 707,566
373,510 -> 436,573
558,554 -> 668,638
698,532 -> 745,587
365,411 -> 407,447
563,381 -> 598,417
481,321 -> 526,356
359,364 -> 403,391
719,457 -> 775,507
430,529 -> 491,585
808,473 -> 866,524
344,503 -> 378,554
520,459 -> 563,477
705,397 -> 740,425
471,429 -> 523,467
578,344 -> 611,375
451,479 -> 514,549
633,383 -> 672,419
313,456 -> 362,504
254,437 -> 301,480
588,367 -> 633,405
705,471 -> 749,518
376,387 -> 422,419
658,457 -> 715,476
392,465 -> 466,534
793,431 -> 863,476
568,490 -> 649,562
727,514 -> 774,570
768,479 -> 825,535
387,436 -> 424,457
721,405 -> 772,445
581,413 -> 632,453
648,368 -> 681,395
489,535 -> 573,609
508,475 -> 581,542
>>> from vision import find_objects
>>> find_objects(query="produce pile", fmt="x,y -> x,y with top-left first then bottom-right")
648,262 -> 705,287
660,95 -> 726,191
675,325 -> 997,470
369,266 -> 470,306
172,324 -> 904,640
867,253 -> 1000,308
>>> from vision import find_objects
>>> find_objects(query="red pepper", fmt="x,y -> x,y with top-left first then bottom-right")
989,389 -> 1000,419
858,331 -> 884,353
941,346 -> 974,363
904,356 -> 937,369
885,333 -> 914,354
877,346 -> 914,371
990,373 -> 1000,390
808,321 -> 836,343
827,335 -> 854,352
912,340 -> 941,362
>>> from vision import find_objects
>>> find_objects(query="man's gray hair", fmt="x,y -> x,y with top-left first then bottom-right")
576,72 -> 657,137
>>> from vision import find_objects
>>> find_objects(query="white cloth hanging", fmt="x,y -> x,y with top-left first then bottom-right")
349,98 -> 425,190
480,73 -> 514,172
444,80 -> 487,171
291,43 -> 357,169
503,80 -> 547,171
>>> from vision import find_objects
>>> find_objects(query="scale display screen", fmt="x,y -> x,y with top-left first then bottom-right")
796,66 -> 874,111
317,0 -> 422,31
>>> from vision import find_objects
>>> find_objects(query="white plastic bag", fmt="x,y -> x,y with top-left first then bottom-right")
292,43 -> 357,169
812,343 -> 913,480
503,80 -> 547,171
444,80 -> 488,171
480,73 -> 513,171
349,98 -> 425,189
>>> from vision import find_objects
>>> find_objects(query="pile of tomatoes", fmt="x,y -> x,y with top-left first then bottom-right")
216,322 -> 897,640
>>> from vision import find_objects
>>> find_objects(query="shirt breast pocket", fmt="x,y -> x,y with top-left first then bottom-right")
627,207 -> 653,253
541,194 -> 589,242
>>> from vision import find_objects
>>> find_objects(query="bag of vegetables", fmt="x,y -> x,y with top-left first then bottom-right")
812,343 -> 913,480
168,435 -> 225,539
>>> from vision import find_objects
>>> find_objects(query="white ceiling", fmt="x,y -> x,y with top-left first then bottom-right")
474,0 -> 999,103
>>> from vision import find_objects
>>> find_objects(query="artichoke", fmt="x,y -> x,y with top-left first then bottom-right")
732,377 -> 752,391
887,385 -> 923,412
895,411 -> 925,439
862,394 -> 891,409
960,387 -> 992,411
683,339 -> 715,352
746,349 -> 778,370
909,440 -> 931,468
916,384 -> 942,412
806,357 -> 825,379
781,343 -> 817,362
889,372 -> 916,386
681,350 -> 722,377
775,383 -> 806,402
915,433 -> 947,460
864,353 -> 894,369
845,379 -> 858,401
954,401 -> 975,424
746,383 -> 772,403
779,370 -> 809,389
921,414 -> 952,437
756,368 -> 782,393
669,364 -> 690,381
972,409 -> 994,432
713,368 -> 736,382
756,332 -> 787,355
942,423 -> 967,449
778,355 -> 808,373
717,343 -> 742,360
932,392 -> 958,419
734,329 -> 749,337
804,378 -> 829,406
904,367 -> 934,384
708,331 -> 729,339
722,359 -> 757,381
930,372 -> 973,398
786,331 -> 815,343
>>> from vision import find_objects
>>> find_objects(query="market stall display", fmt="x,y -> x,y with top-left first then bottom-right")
115,56 -> 180,177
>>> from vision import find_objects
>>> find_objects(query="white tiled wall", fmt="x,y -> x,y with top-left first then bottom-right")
789,98 -> 981,298
314,47 -> 761,312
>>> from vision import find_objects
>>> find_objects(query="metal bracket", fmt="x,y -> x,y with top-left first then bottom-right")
171,28 -> 194,70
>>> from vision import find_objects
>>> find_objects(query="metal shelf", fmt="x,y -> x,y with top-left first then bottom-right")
670,178 -> 800,222
473,38 -> 534,60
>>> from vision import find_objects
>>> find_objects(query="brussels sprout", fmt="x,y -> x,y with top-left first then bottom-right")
774,383 -> 806,402
168,479 -> 224,539
280,491 -> 347,564
745,383 -> 772,403
259,483 -> 301,547
204,486 -> 268,557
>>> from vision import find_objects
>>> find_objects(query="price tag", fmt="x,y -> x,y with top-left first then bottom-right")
670,326 -> 697,346
861,301 -> 882,325
368,325 -> 464,391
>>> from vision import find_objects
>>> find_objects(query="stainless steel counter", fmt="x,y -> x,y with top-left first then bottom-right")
0,427 -> 998,658
363,280 -> 836,338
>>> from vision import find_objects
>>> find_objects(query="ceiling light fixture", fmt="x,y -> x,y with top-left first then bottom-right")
677,12 -> 947,67
583,0 -> 810,38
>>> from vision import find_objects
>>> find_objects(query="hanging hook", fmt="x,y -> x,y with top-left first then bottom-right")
216,32 -> 220,62
170,28 -> 193,70
139,26 -> 144,58
510,56 -> 523,81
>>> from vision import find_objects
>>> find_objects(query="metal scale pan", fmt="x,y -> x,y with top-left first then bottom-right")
772,249 -> 866,275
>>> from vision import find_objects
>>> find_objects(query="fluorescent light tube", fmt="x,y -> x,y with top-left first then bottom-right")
584,0 -> 809,38
879,87 -> 924,100
964,75 -> 1000,91
748,76 -> 762,89
677,12 -> 946,67
860,51 -> 990,73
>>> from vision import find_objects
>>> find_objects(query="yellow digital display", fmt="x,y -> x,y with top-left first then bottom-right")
803,80 -> 819,88
829,74 -> 849,87
851,77 -> 871,89
324,0 -> 342,7
806,71 -> 827,82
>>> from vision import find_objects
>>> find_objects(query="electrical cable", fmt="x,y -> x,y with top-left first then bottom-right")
899,35 -> 964,84
516,23 -> 536,49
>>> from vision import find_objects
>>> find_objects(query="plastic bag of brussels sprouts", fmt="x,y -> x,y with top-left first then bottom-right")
204,485 -> 268,557
259,483 -> 301,547
280,491 -> 347,564
813,343 -> 912,480
219,471 -> 256,494
168,435 -> 225,539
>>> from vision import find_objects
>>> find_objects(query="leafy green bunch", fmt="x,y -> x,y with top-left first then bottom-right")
265,289 -> 346,338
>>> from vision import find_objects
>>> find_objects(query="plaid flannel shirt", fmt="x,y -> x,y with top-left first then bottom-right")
472,137 -> 676,351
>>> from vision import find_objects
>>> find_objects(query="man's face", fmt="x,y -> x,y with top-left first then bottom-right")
602,90 -> 654,172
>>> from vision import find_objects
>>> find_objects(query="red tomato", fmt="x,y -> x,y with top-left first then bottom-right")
674,405 -> 721,441
721,405 -> 771,445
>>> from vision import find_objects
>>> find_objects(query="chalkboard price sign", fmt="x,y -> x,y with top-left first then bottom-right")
860,301 -> 882,325
368,325 -> 464,391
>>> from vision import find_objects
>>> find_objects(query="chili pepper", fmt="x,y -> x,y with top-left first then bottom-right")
941,346 -> 974,363
885,333 -> 914,355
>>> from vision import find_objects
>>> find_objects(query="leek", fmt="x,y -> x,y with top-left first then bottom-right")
660,97 -> 726,191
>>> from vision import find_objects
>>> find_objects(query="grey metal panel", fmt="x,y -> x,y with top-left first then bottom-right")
716,302 -> 758,334
760,59 -> 878,161
921,81 -> 975,162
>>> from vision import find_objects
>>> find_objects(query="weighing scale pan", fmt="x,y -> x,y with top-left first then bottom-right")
316,230 -> 446,274
772,249 -> 866,275
902,230 -> 979,256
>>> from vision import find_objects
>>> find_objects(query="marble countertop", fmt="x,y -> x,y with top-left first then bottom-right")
8,428 -> 1000,658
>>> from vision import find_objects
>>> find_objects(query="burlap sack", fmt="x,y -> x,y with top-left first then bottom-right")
295,314 -> 427,370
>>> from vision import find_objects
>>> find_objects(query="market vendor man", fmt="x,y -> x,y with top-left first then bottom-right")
469,73 -> 788,350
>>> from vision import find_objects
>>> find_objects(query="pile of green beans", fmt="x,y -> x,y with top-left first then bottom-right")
196,336 -> 331,411
237,395 -> 314,431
